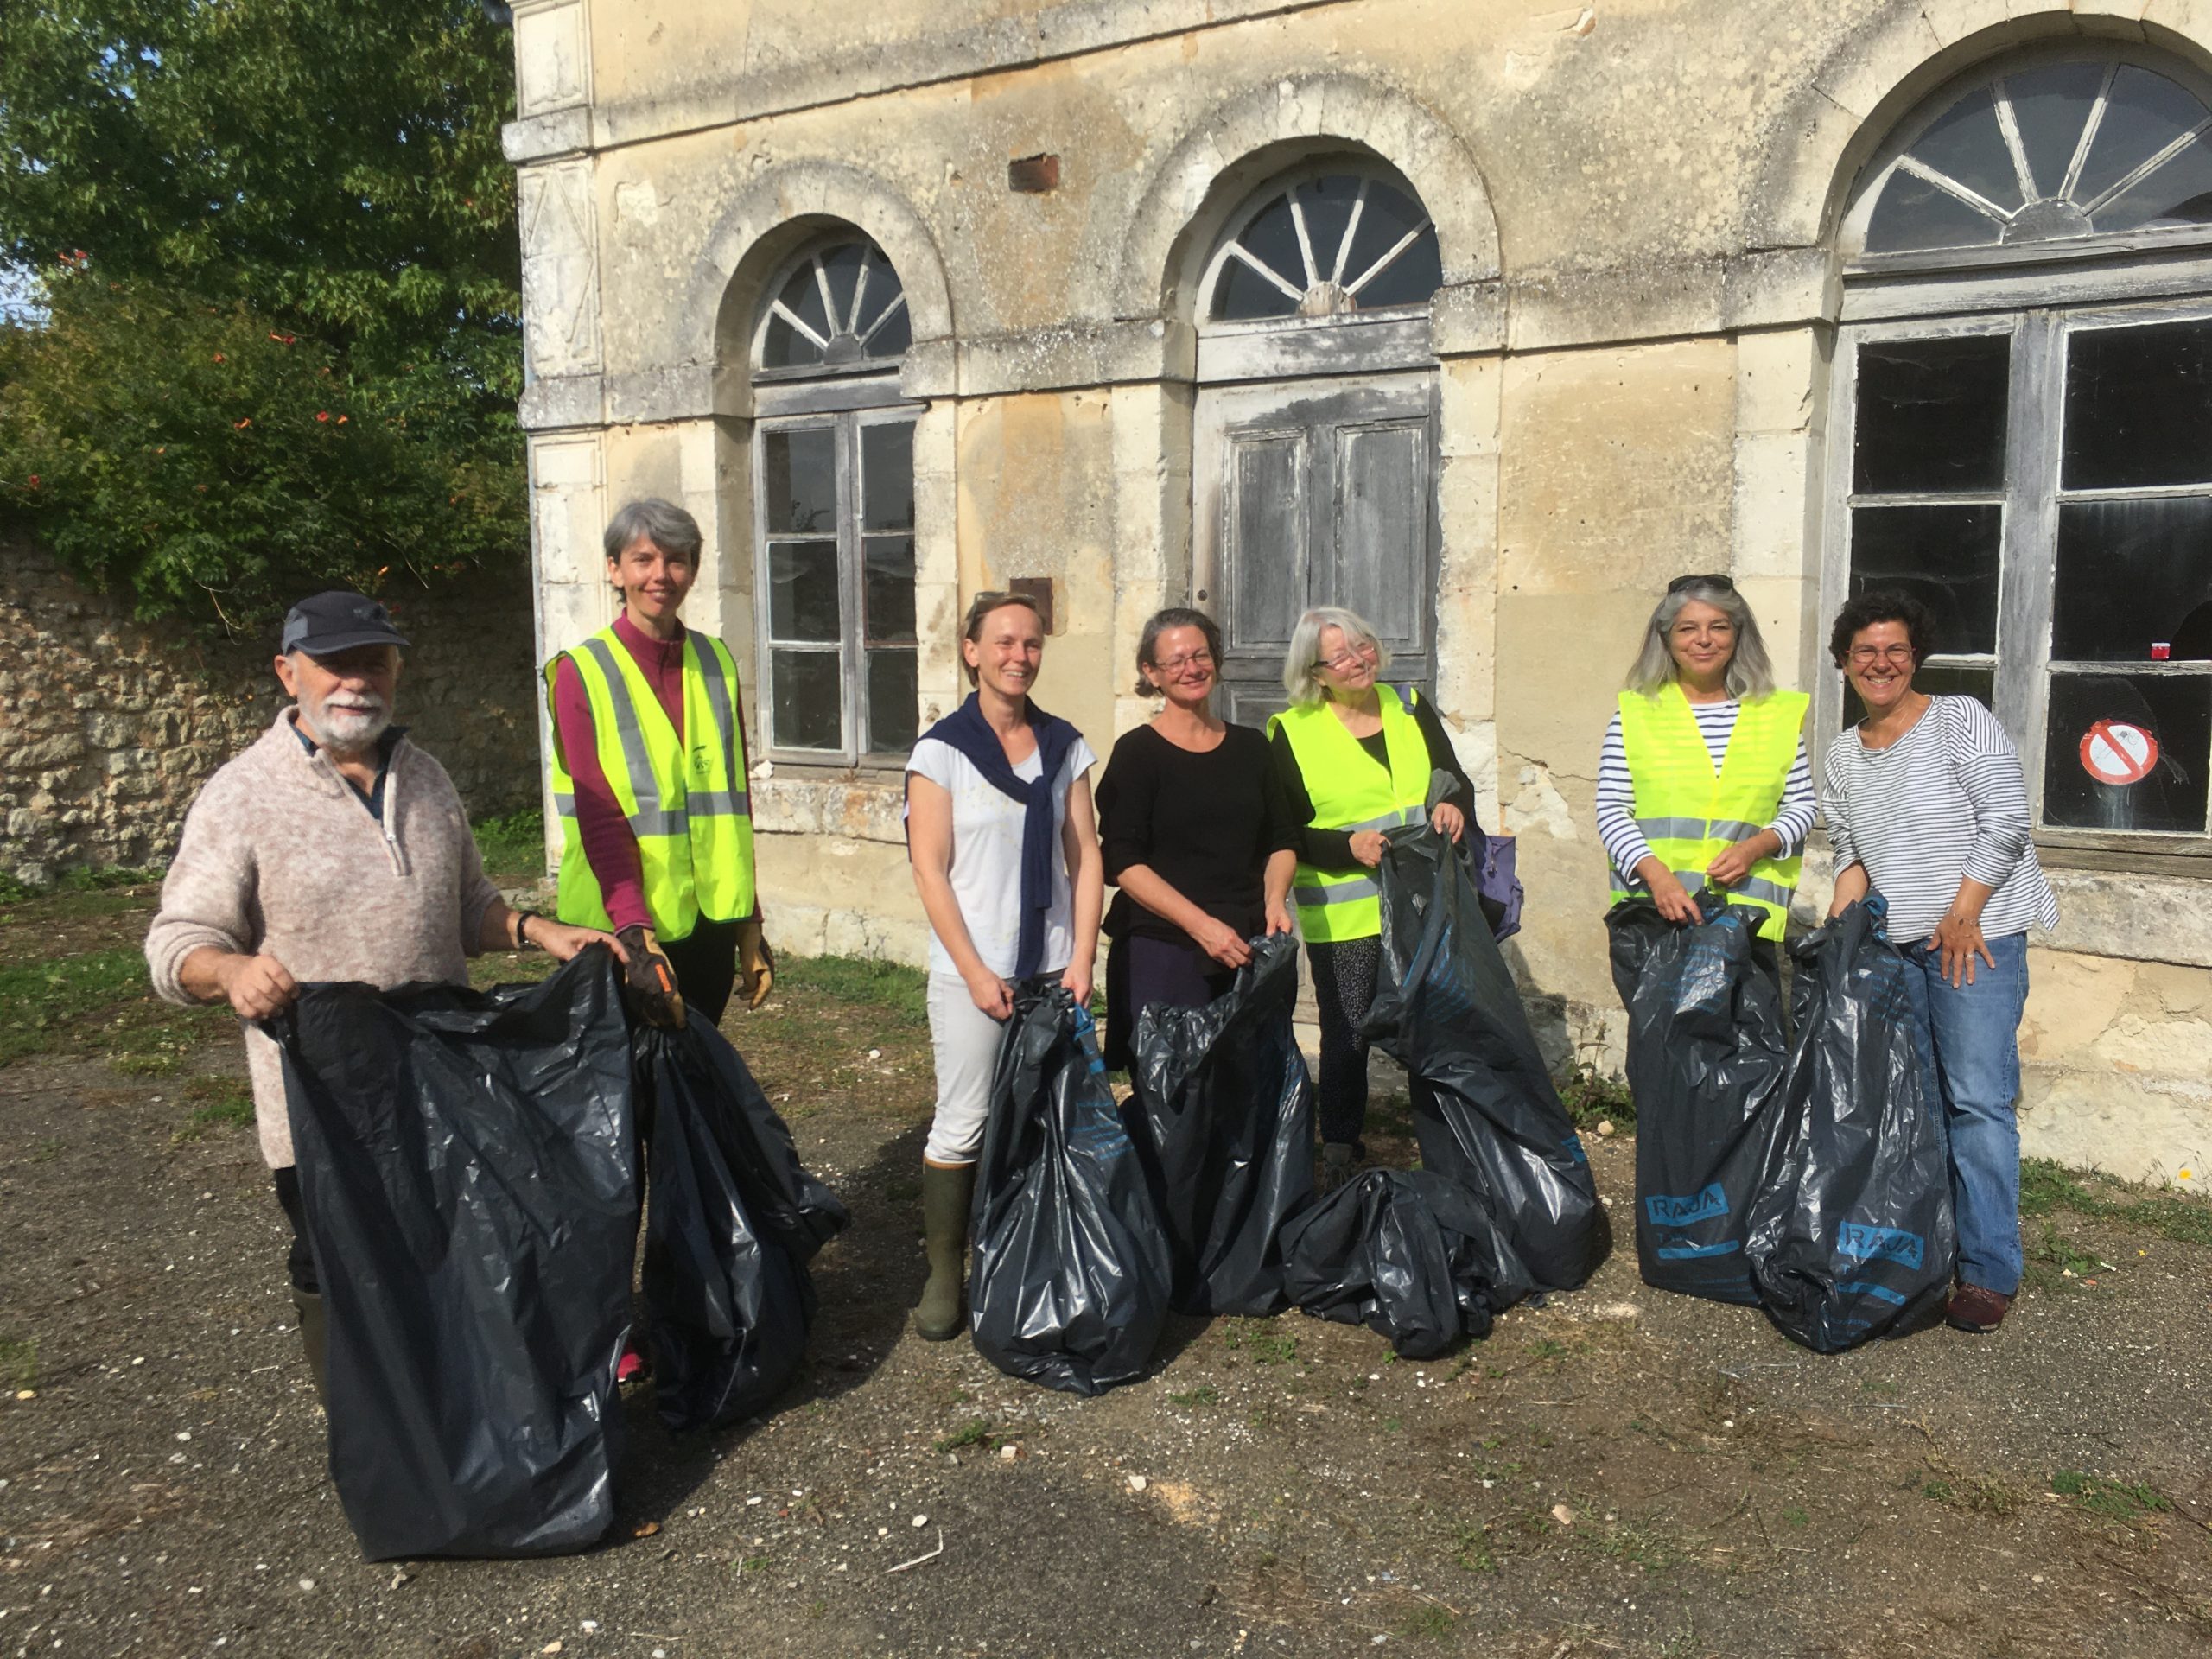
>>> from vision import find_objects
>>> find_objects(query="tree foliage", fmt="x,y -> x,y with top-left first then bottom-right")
0,0 -> 523,630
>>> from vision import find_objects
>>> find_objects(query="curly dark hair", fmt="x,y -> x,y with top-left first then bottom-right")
1829,588 -> 1938,668
1133,607 -> 1224,695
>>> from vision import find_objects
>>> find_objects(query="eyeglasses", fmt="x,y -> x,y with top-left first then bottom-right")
1667,573 -> 1736,594
1321,639 -> 1381,672
1847,644 -> 1916,666
1151,651 -> 1215,677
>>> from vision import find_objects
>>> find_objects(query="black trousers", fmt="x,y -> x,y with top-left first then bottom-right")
273,1166 -> 317,1296
661,915 -> 741,1026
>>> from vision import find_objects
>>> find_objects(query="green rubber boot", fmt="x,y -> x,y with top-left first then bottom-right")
912,1162 -> 976,1342
292,1290 -> 327,1408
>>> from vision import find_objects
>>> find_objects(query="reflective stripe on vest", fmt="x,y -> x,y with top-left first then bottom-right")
543,626 -> 757,941
1269,685 -> 1432,944
1609,683 -> 1808,942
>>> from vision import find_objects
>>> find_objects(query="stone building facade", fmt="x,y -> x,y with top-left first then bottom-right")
0,540 -> 541,881
506,0 -> 2212,1187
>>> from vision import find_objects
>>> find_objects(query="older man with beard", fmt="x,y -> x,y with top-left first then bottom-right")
145,591 -> 620,1400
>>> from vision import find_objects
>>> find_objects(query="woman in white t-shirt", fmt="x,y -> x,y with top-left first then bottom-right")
903,590 -> 1103,1340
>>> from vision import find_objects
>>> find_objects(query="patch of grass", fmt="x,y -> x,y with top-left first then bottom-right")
1526,1337 -> 1572,1361
1452,1522 -> 1498,1573
1782,1506 -> 1809,1528
0,1336 -> 36,1390
932,1418 -> 995,1453
110,1051 -> 182,1077
2052,1471 -> 2170,1522
780,954 -> 930,1024
0,865 -> 163,904
0,949 -> 155,1066
1922,1479 -> 1954,1503
1557,1061 -> 1636,1130
1223,1319 -> 1297,1364
470,807 -> 546,883
173,1075 -> 254,1141
29,1139 -> 63,1163
2019,1156 -> 2212,1249
2022,1224 -> 2103,1294
1396,1605 -> 1456,1640
1167,1385 -> 1219,1408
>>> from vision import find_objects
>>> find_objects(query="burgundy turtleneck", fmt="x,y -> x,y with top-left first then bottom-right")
550,613 -> 690,933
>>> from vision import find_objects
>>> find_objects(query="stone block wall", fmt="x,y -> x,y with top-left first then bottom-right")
0,538 -> 543,885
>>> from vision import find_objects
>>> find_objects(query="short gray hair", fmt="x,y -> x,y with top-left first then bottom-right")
603,498 -> 703,565
1281,607 -> 1391,709
1623,580 -> 1776,699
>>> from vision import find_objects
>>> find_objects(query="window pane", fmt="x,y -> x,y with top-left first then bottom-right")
776,260 -> 832,345
1297,175 -> 1363,283
2052,498 -> 2212,662
2043,671 -> 2210,833
1229,198 -> 1306,298
2092,134 -> 2212,232
760,313 -> 815,369
861,421 -> 914,531
2074,66 -> 2210,206
1854,335 -> 2011,493
1216,254 -> 1298,320
1344,181 -> 1440,308
767,539 -> 841,643
2002,61 -> 2108,199
771,650 -> 843,752
1848,504 -> 2004,654
1864,167 -> 2004,252
866,649 -> 919,754
761,426 -> 837,534
866,299 -> 911,359
864,536 -> 916,643
1910,86 -> 2024,212
1842,662 -> 1993,728
819,242 -> 866,336
1350,226 -> 1443,309
2063,319 -> 2212,490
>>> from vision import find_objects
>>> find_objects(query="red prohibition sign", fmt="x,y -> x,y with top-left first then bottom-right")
2079,720 -> 2158,786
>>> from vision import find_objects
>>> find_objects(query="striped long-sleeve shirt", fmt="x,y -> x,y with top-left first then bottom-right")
1821,694 -> 2058,945
1595,700 -> 1817,887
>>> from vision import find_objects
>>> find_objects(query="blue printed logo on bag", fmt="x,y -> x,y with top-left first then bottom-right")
1645,1183 -> 1728,1227
1835,1221 -> 1923,1270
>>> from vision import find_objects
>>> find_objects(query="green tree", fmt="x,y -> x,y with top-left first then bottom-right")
0,0 -> 523,630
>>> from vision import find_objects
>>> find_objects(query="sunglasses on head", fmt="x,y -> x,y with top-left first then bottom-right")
1667,573 -> 1736,594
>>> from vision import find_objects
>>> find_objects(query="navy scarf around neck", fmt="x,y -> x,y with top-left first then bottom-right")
917,693 -> 1078,981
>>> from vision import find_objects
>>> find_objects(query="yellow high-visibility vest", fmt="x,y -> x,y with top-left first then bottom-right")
1269,685 -> 1432,944
1611,683 -> 1808,941
543,626 -> 756,940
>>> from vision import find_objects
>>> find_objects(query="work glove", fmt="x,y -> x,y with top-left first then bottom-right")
616,925 -> 687,1030
736,914 -> 776,1011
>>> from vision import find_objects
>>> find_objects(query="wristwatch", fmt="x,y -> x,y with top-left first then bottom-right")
509,908 -> 543,951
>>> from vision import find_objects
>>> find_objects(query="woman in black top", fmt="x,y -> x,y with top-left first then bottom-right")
1095,608 -> 1300,1069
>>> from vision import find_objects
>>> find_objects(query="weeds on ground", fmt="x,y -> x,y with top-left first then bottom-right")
0,1336 -> 36,1390
0,865 -> 163,905
780,955 -> 930,1024
2051,1470 -> 2171,1522
2021,1224 -> 2105,1294
470,807 -> 547,883
1167,1385 -> 1220,1408
0,949 -> 157,1067
2019,1157 -> 2212,1249
1223,1319 -> 1298,1364
1558,1062 -> 1636,1130
933,1419 -> 995,1453
1396,1605 -> 1457,1640
173,1076 -> 255,1141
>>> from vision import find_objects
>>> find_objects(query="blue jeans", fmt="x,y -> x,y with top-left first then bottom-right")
1900,931 -> 2031,1296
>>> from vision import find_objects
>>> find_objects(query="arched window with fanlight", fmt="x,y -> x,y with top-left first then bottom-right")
750,234 -> 920,766
1191,162 -> 1445,723
1830,48 -> 2212,849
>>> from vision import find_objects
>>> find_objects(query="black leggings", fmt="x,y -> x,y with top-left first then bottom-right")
272,1166 -> 317,1296
661,916 -> 741,1026
1308,937 -> 1382,1150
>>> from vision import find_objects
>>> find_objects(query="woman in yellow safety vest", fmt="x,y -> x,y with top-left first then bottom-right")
1268,607 -> 1478,1185
546,498 -> 775,1031
1597,574 -> 1813,987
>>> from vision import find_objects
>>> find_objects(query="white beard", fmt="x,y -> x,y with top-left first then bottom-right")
302,690 -> 391,753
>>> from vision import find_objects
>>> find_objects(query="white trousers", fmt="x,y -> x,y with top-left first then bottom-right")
924,972 -> 1011,1166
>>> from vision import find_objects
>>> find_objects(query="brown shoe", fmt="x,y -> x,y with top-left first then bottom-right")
1945,1284 -> 2013,1333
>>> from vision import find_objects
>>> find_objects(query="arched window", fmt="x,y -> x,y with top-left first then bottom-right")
1191,162 -> 1443,722
1830,49 -> 2212,846
750,234 -> 919,765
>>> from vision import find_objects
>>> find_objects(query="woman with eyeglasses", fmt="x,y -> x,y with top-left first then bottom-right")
1597,574 -> 1814,982
1822,589 -> 2056,1336
1095,608 -> 1300,1070
904,590 -> 1104,1341
1269,607 -> 1477,1183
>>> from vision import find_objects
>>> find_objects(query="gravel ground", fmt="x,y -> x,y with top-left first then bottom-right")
2,906 -> 2209,1659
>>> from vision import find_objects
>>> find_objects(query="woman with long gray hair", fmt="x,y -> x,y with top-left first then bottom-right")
1596,574 -> 1814,982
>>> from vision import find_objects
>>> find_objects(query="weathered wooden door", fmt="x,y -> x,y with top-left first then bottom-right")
1195,372 -> 1440,727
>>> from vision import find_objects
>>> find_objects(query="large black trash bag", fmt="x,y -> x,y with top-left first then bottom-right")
636,1017 -> 849,1433
969,985 -> 1173,1395
1745,898 -> 1957,1352
1281,1168 -> 1534,1357
274,950 -> 636,1560
1365,824 -> 1608,1291
1128,933 -> 1315,1316
1606,897 -> 1790,1305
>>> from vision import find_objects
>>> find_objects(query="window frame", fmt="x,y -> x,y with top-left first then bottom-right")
752,404 -> 925,770
1822,297 -> 2212,868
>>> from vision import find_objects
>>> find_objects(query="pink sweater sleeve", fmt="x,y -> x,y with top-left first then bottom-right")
551,655 -> 653,933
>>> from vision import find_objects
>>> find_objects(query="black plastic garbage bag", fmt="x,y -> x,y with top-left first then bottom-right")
1281,1168 -> 1534,1358
636,1018 -> 849,1433
275,950 -> 635,1560
1128,933 -> 1314,1316
1606,897 -> 1789,1305
1745,899 -> 1956,1352
1365,824 -> 1608,1291
970,984 -> 1173,1395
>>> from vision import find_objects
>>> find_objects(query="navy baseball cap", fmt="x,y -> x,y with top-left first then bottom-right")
280,591 -> 410,656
